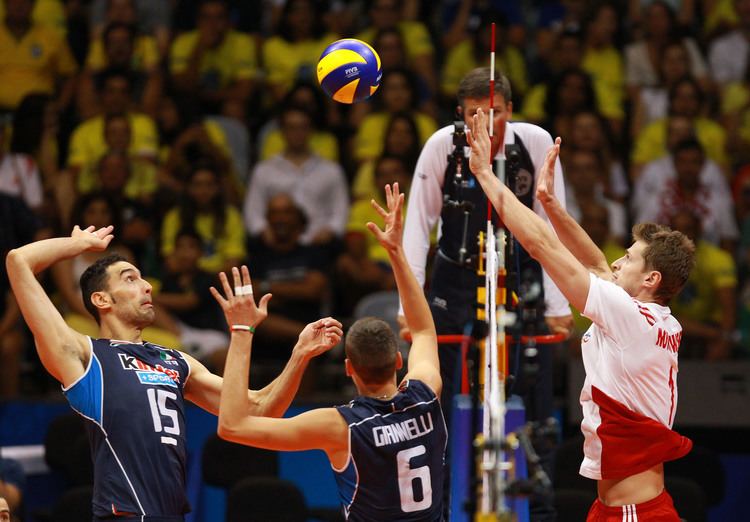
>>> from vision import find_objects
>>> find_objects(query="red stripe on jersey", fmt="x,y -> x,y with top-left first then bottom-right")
592,386 -> 692,479
635,304 -> 656,325
668,367 -> 675,426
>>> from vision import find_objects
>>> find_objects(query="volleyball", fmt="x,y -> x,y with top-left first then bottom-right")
317,39 -> 382,104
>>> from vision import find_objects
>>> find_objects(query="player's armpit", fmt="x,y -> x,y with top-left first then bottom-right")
182,353 -> 262,416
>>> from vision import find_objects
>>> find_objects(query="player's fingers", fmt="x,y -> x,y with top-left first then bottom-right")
385,183 -> 393,208
366,222 -> 385,241
209,286 -> 228,308
257,293 -> 272,314
241,265 -> 253,287
218,271 -> 233,299
395,193 -> 405,221
231,266 -> 242,294
370,199 -> 388,219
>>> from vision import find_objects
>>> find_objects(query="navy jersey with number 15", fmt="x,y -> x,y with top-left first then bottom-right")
334,380 -> 447,521
63,337 -> 191,519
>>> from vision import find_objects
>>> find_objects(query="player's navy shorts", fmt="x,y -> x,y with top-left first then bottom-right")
586,490 -> 680,521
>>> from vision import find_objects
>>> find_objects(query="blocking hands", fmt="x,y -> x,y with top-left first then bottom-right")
466,108 -> 494,178
210,265 -> 272,331
535,137 -> 561,206
367,182 -> 405,253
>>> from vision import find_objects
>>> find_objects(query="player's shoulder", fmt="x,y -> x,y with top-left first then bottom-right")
508,120 -> 553,142
399,379 -> 439,402
424,124 -> 455,146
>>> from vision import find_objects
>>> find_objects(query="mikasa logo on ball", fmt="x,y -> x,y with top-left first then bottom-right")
344,66 -> 360,78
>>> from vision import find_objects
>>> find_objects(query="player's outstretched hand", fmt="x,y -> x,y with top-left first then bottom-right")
71,225 -> 114,252
210,265 -> 271,331
535,137 -> 561,206
296,317 -> 344,359
467,108 -> 493,178
366,182 -> 404,254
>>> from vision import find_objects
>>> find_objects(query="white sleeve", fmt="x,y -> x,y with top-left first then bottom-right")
328,164 -> 350,236
684,38 -> 708,78
714,189 -> 739,241
583,273 -> 652,347
400,128 -> 451,314
709,37 -> 735,84
521,125 -> 570,317
243,165 -> 268,236
18,157 -> 44,209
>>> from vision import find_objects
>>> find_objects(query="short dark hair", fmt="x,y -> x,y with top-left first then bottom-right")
80,254 -> 129,324
103,21 -> 136,46
345,317 -> 398,384
671,137 -> 704,156
96,66 -> 133,93
457,67 -> 512,108
632,223 -> 695,304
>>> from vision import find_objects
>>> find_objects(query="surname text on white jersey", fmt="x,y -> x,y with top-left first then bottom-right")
373,412 -> 434,447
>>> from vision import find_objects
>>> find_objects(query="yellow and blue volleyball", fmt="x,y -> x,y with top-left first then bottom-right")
317,39 -> 382,104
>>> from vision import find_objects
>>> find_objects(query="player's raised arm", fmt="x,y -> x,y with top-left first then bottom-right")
5,226 -> 114,387
535,137 -> 611,279
466,109 -> 592,313
187,265 -> 342,417
367,183 -> 441,396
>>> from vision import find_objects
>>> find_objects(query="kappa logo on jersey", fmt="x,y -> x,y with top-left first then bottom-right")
582,332 -> 591,343
159,351 -> 180,366
118,353 -> 181,386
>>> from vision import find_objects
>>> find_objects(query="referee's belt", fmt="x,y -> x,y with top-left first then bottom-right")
436,248 -> 479,269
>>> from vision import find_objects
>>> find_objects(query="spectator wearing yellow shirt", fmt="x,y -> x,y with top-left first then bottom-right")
356,0 -> 437,104
669,207 -> 738,360
0,0 -> 76,111
353,67 -> 437,163
262,0 -> 335,103
77,22 -> 162,119
170,0 -> 258,113
75,114 -> 157,201
89,0 -> 171,58
86,21 -> 158,73
581,2 -> 625,136
257,81 -> 339,162
0,0 -> 65,33
352,112 -> 420,201
441,13 -> 529,106
720,74 -> 750,164
521,29 -> 623,129
67,68 -> 158,195
161,162 -> 246,274
336,154 -> 411,314
631,76 -> 728,178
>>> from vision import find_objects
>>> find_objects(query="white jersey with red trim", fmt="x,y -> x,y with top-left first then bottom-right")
578,273 -> 691,480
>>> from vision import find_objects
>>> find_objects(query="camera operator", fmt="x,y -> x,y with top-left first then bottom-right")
399,67 -> 572,522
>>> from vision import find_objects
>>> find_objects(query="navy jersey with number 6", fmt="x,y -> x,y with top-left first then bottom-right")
63,337 -> 191,519
334,380 -> 447,521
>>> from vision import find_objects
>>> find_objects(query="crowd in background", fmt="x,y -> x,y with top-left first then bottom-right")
2,0 -> 750,400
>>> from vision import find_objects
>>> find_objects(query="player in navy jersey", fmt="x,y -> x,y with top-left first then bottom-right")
217,183 -> 446,522
6,226 -> 342,521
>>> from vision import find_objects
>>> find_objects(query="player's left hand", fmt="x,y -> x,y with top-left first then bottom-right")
367,182 -> 404,253
467,108 -> 493,177
536,137 -> 561,205
210,265 -> 271,331
296,317 -> 344,359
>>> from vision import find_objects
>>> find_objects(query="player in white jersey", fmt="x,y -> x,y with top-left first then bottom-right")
467,108 -> 695,521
